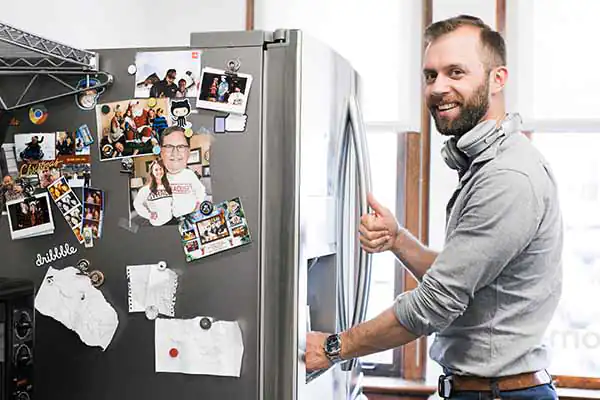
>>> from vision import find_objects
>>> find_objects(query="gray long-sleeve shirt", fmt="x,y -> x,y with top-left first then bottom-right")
394,127 -> 563,377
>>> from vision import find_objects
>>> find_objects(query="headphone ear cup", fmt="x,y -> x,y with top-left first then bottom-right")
442,137 -> 469,171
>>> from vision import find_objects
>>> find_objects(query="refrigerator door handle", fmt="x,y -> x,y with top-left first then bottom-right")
348,94 -> 373,329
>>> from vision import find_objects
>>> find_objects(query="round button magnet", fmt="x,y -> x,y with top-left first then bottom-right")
127,64 -> 137,75
157,261 -> 167,271
200,201 -> 213,216
152,145 -> 161,155
145,306 -> 159,320
184,128 -> 193,138
77,259 -> 90,272
147,98 -> 157,108
89,271 -> 104,288
169,348 -> 179,358
199,317 -> 212,330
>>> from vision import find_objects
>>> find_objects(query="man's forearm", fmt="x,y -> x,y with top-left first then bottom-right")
391,228 -> 438,281
339,307 -> 419,360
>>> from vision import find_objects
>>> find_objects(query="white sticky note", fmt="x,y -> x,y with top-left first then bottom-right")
155,317 -> 244,377
35,266 -> 118,350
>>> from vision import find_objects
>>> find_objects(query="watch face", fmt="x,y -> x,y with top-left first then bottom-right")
325,334 -> 341,354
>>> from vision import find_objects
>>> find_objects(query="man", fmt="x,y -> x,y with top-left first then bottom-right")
305,15 -> 563,400
159,126 -> 206,218
20,135 -> 44,161
150,69 -> 178,98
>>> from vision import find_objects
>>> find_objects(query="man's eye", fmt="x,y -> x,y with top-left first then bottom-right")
450,69 -> 464,78
424,73 -> 436,83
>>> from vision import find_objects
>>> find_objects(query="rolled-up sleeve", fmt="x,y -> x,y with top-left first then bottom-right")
394,168 -> 542,336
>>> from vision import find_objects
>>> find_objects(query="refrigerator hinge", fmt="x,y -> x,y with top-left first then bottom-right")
263,29 -> 288,48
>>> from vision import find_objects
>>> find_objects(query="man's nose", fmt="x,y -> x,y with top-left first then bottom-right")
430,75 -> 451,97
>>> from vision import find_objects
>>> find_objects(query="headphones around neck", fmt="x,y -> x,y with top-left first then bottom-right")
441,113 -> 522,172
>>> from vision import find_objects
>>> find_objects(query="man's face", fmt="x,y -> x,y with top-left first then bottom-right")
423,27 -> 491,137
161,130 -> 189,174
167,73 -> 176,84
2,176 -> 12,187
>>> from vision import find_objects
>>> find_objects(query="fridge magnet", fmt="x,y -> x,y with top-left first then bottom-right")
134,50 -> 201,99
29,105 -> 48,125
214,113 -> 248,134
6,192 -> 55,240
82,187 -> 104,239
83,226 -> 94,248
75,77 -> 105,111
95,98 -> 171,161
55,131 -> 92,188
35,242 -> 78,267
127,64 -> 137,75
126,262 -> 178,317
196,67 -> 253,115
47,176 -> 85,243
129,131 -> 213,228
170,99 -> 192,129
120,157 -> 134,174
76,124 -> 95,147
178,197 -> 251,262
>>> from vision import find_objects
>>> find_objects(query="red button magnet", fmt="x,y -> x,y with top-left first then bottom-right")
169,348 -> 179,358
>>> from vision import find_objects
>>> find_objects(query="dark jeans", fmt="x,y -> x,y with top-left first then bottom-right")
445,383 -> 558,399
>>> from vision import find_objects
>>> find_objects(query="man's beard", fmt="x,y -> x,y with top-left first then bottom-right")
430,78 -> 490,137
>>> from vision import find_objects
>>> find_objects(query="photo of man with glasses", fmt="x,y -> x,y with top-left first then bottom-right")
159,126 -> 207,219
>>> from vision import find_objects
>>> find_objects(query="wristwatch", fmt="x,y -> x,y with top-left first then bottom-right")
324,333 -> 343,364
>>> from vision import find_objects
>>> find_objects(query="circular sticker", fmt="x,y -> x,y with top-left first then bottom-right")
29,105 -> 48,125
102,144 -> 114,158
184,128 -> 193,138
199,317 -> 212,330
200,201 -> 213,216
101,105 -> 111,114
89,271 -> 105,288
147,98 -> 157,108
152,145 -> 161,155
127,64 -> 137,75
75,77 -> 104,111
145,306 -> 159,320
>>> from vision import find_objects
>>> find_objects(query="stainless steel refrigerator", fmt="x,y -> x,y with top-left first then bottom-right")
0,29 -> 373,400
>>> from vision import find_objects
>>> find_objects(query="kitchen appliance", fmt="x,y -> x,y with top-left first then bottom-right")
0,29 -> 374,400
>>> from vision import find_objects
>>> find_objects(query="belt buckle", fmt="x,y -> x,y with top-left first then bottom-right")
438,375 -> 453,398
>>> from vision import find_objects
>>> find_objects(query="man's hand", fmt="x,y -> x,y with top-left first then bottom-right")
305,332 -> 331,372
359,193 -> 399,253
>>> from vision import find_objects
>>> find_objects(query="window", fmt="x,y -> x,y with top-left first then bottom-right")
530,132 -> 600,379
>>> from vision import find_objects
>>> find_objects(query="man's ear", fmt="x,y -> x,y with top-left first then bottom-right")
490,66 -> 508,94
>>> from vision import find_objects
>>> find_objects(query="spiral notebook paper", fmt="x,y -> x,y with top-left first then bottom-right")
126,263 -> 178,317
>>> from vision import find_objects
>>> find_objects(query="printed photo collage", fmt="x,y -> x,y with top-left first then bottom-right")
178,197 -> 251,262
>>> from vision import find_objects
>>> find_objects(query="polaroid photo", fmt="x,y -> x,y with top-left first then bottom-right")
134,50 -> 202,99
83,187 -> 104,238
95,98 -> 171,161
14,133 -> 56,164
6,192 -> 55,240
196,67 -> 253,115
129,133 -> 213,228
178,197 -> 251,262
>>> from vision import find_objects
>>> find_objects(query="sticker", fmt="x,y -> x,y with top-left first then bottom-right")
5,192 -> 55,240
214,113 -> 248,134
178,197 -> 252,262
199,200 -> 213,215
47,176 -> 85,243
170,99 -> 192,129
196,67 -> 253,115
129,132 -> 213,228
127,64 -> 137,75
120,158 -> 134,174
35,242 -> 78,267
29,105 -> 48,125
76,124 -> 95,146
9,117 -> 20,126
95,98 -> 171,161
133,50 -> 202,99
82,187 -> 104,239
75,77 -> 105,111
147,97 -> 157,108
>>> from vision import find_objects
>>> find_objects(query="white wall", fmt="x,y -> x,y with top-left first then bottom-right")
0,0 -> 246,49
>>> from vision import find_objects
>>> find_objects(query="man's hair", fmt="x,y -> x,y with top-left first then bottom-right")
424,15 -> 506,71
160,126 -> 189,146
166,69 -> 176,78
